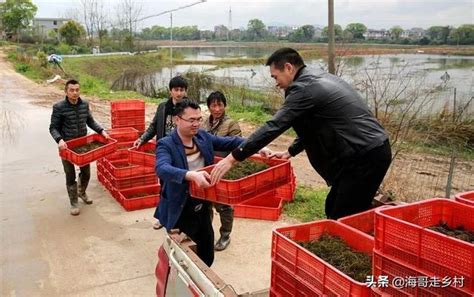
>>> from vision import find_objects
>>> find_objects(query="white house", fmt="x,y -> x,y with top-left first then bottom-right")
33,18 -> 70,37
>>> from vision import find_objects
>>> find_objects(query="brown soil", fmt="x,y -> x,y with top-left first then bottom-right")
299,233 -> 372,283
71,141 -> 104,154
223,159 -> 270,180
427,222 -> 474,243
144,149 -> 155,154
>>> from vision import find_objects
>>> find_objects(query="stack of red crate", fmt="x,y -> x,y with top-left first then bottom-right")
110,100 -> 146,133
96,141 -> 159,211
190,155 -> 295,221
372,198 -> 473,296
271,220 -> 374,296
106,127 -> 140,150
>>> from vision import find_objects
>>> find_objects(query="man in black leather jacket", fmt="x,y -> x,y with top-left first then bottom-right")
49,79 -> 110,215
211,48 -> 392,219
132,76 -> 188,229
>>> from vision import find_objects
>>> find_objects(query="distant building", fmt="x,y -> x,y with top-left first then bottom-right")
364,29 -> 390,40
401,27 -> 426,39
33,18 -> 70,38
267,25 -> 296,38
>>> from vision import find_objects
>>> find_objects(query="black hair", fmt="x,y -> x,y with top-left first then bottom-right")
206,91 -> 227,107
265,48 -> 305,70
169,76 -> 188,90
173,98 -> 200,117
65,79 -> 79,89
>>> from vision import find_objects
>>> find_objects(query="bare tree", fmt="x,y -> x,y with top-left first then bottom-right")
91,0 -> 108,49
115,0 -> 142,51
78,0 -> 95,46
353,57 -> 438,158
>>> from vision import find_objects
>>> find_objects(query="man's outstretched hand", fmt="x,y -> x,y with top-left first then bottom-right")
266,150 -> 292,159
210,154 -> 237,185
186,170 -> 211,188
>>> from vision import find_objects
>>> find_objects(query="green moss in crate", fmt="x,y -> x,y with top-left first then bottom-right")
223,159 -> 270,180
71,141 -> 104,154
298,233 -> 372,283
427,222 -> 474,243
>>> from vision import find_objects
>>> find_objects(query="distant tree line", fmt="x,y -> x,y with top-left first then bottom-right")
2,0 -> 473,54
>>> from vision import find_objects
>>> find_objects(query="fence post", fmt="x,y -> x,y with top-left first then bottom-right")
445,149 -> 456,198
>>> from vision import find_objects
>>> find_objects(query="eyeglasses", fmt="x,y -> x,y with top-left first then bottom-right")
178,116 -> 203,124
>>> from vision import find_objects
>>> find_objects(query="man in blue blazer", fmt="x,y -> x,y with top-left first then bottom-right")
155,99 -> 256,266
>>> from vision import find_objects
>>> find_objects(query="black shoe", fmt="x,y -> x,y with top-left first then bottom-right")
214,236 -> 231,251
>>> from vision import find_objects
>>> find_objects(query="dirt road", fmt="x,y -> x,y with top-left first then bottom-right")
0,51 -> 299,296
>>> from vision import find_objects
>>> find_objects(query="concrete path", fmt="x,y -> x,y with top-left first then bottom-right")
0,51 -> 294,296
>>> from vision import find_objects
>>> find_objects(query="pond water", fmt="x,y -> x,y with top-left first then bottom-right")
152,47 -> 473,112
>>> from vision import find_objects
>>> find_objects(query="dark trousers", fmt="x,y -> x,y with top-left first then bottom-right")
325,140 -> 392,220
175,200 -> 214,267
61,159 -> 90,187
212,203 -> 233,238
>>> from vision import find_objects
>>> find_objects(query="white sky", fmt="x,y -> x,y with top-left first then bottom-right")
32,0 -> 473,30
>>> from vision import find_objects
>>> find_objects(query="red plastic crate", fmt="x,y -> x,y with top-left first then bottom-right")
234,190 -> 283,221
101,150 -> 130,162
110,99 -> 145,112
111,116 -> 145,126
338,207 -> 390,237
118,184 -> 160,211
190,155 -> 291,205
128,141 -> 156,167
270,261 -> 321,297
106,127 -> 139,142
109,173 -> 158,190
274,166 -> 296,202
374,198 -> 474,293
111,109 -> 145,118
112,123 -> 145,132
59,134 -> 117,167
108,160 -> 155,179
455,191 -> 474,207
272,220 -> 373,297
373,250 -> 470,296
97,171 -> 105,185
116,141 -> 135,150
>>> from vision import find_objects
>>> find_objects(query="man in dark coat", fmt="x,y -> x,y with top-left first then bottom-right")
211,48 -> 392,219
49,79 -> 110,215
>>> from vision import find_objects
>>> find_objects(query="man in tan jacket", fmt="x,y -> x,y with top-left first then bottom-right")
202,91 -> 241,251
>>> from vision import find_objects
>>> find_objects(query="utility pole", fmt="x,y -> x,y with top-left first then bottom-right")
328,0 -> 336,74
227,6 -> 232,41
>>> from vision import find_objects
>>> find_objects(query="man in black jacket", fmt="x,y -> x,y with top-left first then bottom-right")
49,79 -> 110,215
211,48 -> 392,219
132,76 -> 188,229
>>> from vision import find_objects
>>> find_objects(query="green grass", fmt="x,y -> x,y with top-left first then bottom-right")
283,186 -> 329,222
227,104 -> 272,125
396,141 -> 474,161
61,52 -> 167,82
6,50 -> 155,101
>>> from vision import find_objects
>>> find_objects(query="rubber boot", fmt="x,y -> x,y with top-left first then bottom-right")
67,183 -> 80,216
78,173 -> 92,204
214,204 -> 233,251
